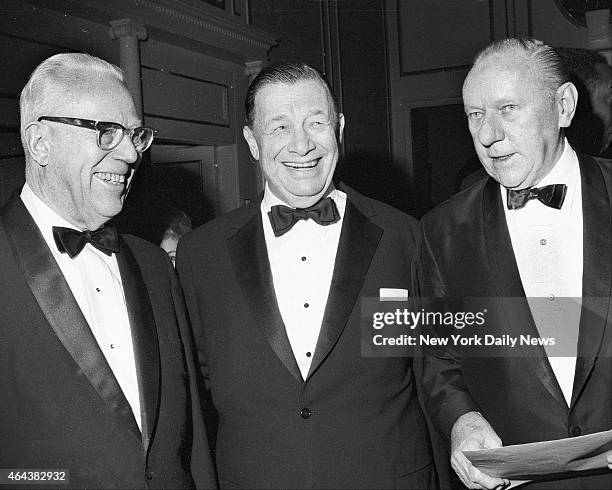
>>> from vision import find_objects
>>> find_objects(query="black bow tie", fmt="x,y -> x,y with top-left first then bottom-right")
506,184 -> 567,210
268,197 -> 340,237
52,225 -> 120,258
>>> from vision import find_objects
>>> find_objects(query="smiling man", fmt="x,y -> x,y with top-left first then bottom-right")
416,39 -> 612,489
0,53 -> 215,489
177,62 -> 434,489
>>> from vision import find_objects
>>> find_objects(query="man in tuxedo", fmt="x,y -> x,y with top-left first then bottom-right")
417,38 -> 612,489
0,53 -> 215,489
177,62 -> 434,489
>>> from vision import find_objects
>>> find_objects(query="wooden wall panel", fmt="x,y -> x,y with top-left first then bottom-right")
141,38 -> 238,83
140,38 -> 242,147
385,0 -> 535,215
398,0 -> 493,75
140,37 -> 248,205
250,0 -> 322,69
0,2 -> 119,64
142,68 -> 229,126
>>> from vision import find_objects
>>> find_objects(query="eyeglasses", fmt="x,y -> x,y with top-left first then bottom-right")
37,116 -> 156,152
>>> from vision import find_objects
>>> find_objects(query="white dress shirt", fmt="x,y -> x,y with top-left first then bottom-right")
502,140 -> 583,406
21,183 -> 142,428
261,184 -> 346,379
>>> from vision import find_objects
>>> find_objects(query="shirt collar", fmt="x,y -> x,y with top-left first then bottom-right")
537,138 -> 578,188
500,138 -> 580,211
21,183 -> 119,261
261,181 -> 346,217
20,182 -> 81,249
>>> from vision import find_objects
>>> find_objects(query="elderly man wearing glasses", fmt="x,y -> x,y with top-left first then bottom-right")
0,53 -> 215,489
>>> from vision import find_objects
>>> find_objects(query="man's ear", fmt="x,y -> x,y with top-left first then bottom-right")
242,125 -> 260,161
557,81 -> 578,128
24,122 -> 52,167
337,113 -> 345,144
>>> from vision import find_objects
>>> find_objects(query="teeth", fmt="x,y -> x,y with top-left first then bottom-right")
285,160 -> 319,168
96,172 -> 126,185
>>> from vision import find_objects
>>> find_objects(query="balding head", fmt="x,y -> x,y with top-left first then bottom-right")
20,53 -> 125,162
470,38 -> 569,100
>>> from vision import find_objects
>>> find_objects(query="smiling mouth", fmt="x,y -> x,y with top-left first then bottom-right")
95,172 -> 126,185
283,158 -> 320,169
490,153 -> 515,163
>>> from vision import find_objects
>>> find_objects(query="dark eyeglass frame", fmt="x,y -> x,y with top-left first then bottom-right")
37,116 -> 156,152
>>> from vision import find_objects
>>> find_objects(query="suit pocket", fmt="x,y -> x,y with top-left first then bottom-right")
395,462 -> 436,490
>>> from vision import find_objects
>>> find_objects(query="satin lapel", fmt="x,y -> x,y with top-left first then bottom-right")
572,156 -> 612,406
116,237 -> 160,451
307,200 -> 383,380
0,195 -> 141,440
227,211 -> 303,383
482,180 -> 567,408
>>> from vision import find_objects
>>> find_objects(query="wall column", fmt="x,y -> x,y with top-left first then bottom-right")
109,18 -> 147,118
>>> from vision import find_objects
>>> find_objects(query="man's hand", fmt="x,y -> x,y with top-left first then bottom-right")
450,411 -> 510,490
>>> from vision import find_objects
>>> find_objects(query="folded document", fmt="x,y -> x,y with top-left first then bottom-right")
464,429 -> 612,480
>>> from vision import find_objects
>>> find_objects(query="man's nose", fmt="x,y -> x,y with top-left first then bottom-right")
288,126 -> 315,155
114,132 -> 139,164
477,113 -> 504,147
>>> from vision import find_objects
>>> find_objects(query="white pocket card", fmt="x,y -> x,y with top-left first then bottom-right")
379,288 -> 409,301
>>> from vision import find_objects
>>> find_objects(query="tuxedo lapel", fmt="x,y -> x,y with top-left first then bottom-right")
0,194 -> 141,440
482,180 -> 567,408
116,237 -> 160,451
572,156 -> 612,406
307,199 -> 383,379
227,209 -> 303,383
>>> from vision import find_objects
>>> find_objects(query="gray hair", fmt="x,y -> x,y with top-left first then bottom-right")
472,38 -> 569,98
19,53 -> 124,158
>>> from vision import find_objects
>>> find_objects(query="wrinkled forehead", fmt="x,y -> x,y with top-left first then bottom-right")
253,79 -> 336,122
463,51 -> 546,99
50,75 -> 138,124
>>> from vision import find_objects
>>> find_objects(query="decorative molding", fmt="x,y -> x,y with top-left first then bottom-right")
24,0 -> 278,61
134,0 -> 275,50
244,60 -> 262,81
109,18 -> 147,41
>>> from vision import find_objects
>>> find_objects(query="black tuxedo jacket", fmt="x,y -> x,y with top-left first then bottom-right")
0,193 -> 216,489
416,154 -> 612,489
177,185 -> 435,489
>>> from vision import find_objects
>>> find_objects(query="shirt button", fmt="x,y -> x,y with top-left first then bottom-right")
548,294 -> 555,301
145,468 -> 155,480
304,303 -> 309,308
301,256 -> 307,261
569,425 -> 581,437
540,238 -> 547,246
306,352 -> 312,357
300,408 -> 311,419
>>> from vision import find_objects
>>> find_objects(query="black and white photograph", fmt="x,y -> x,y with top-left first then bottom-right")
1,1 -> 611,489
